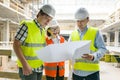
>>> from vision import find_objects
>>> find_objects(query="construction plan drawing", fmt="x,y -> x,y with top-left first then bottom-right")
36,40 -> 91,62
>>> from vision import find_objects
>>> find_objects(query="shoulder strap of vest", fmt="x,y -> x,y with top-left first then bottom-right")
46,36 -> 65,45
59,36 -> 65,43
46,37 -> 53,45
71,29 -> 80,41
20,20 -> 34,26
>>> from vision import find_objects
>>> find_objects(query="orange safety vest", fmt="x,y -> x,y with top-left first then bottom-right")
44,36 -> 65,77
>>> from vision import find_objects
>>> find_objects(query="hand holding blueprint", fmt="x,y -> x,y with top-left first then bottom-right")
36,41 -> 91,62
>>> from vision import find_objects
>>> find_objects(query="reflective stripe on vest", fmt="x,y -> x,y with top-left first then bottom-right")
22,42 -> 46,47
25,56 -> 39,60
75,58 -> 98,64
44,66 -> 64,70
71,27 -> 99,71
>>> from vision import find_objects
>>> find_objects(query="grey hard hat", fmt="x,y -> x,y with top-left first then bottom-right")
41,4 -> 56,18
75,8 -> 89,20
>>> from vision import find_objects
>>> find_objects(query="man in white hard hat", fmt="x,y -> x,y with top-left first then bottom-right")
69,8 -> 107,80
13,4 -> 56,80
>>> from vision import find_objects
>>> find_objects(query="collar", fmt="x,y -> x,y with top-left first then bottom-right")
48,35 -> 60,40
77,26 -> 88,33
34,18 -> 43,29
57,35 -> 60,40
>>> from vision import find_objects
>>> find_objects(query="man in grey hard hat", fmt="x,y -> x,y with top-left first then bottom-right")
69,8 -> 107,80
13,4 -> 56,80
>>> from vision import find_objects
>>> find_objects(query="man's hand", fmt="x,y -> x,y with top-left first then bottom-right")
22,63 -> 33,76
13,39 -> 33,75
82,54 -> 94,61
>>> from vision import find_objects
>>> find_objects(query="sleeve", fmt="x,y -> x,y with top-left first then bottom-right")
92,31 -> 107,61
14,24 -> 28,43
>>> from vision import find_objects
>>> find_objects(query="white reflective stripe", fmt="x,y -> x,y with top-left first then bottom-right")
59,66 -> 65,70
32,65 -> 43,72
25,56 -> 39,60
22,42 -> 46,47
75,59 -> 98,64
44,66 -> 64,70
44,66 -> 57,70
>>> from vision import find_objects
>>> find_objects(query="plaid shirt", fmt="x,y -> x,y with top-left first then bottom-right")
15,19 -> 43,73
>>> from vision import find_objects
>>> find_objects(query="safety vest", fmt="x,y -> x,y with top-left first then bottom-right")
71,27 -> 99,71
44,36 -> 65,77
17,20 -> 46,68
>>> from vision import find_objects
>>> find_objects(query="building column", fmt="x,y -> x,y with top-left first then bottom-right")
106,33 -> 110,46
2,20 -> 10,46
114,30 -> 119,47
10,31 -> 15,41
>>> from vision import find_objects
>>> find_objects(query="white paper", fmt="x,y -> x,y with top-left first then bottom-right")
36,40 -> 91,62
73,41 -> 90,59
67,69 -> 73,80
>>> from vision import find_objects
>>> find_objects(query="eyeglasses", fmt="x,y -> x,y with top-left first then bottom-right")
50,27 -> 59,32
51,28 -> 57,31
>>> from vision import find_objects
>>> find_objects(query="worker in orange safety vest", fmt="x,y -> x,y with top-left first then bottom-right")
44,19 -> 65,80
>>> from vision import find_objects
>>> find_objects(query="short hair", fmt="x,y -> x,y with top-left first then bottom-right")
47,27 -> 51,37
37,10 -> 49,18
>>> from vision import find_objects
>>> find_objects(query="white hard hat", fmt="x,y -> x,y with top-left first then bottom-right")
75,8 -> 89,20
48,19 -> 59,28
41,4 -> 56,18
